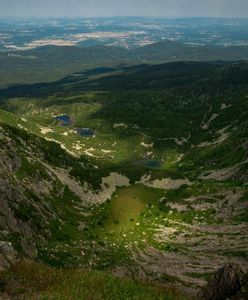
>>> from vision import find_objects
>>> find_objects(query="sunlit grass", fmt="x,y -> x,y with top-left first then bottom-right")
0,260 -> 191,300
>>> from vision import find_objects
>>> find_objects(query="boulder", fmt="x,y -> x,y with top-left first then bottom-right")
0,241 -> 17,271
200,263 -> 248,300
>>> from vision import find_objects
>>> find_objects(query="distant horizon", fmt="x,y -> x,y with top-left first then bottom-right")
1,0 -> 248,18
1,15 -> 248,20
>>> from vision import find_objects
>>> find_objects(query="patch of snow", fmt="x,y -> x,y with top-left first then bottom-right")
18,124 -> 24,129
197,126 -> 230,148
138,175 -> 191,190
141,142 -> 154,148
44,137 -> 78,157
84,147 -> 96,157
39,126 -> 54,135
113,123 -> 128,129
202,113 -> 219,130
73,144 -> 82,151
221,103 -> 232,110
101,149 -> 114,154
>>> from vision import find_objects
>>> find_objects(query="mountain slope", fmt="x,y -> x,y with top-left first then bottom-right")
133,40 -> 248,62
0,117 -> 86,266
0,45 -> 132,88
0,61 -> 248,298
1,41 -> 248,87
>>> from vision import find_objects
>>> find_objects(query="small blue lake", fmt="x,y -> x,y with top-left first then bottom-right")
134,159 -> 162,169
55,114 -> 72,126
76,128 -> 95,137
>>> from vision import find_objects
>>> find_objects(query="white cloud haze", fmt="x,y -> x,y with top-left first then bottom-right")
0,0 -> 248,17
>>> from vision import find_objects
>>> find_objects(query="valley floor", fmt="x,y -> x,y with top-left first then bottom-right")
1,61 -> 248,299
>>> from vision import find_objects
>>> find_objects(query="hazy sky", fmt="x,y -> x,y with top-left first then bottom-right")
0,0 -> 248,18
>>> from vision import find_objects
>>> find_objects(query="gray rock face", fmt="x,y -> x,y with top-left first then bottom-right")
200,263 -> 248,300
0,127 -> 55,265
0,122 -> 94,268
0,241 -> 17,271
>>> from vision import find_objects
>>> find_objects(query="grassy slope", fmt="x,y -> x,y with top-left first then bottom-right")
0,261 -> 190,300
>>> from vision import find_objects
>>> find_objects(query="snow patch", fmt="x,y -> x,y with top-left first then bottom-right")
141,142 -> 154,148
39,126 -> 54,135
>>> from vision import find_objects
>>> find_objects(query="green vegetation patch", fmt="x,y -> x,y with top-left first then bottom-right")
0,261 -> 190,300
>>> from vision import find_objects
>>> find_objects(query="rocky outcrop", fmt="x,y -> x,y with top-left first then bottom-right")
200,263 -> 248,300
0,123 -> 132,270
0,241 -> 17,271
0,125 -> 76,267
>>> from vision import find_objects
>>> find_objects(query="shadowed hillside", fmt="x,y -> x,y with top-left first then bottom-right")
1,40 -> 248,87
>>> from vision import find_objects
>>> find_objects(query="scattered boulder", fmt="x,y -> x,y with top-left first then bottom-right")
200,263 -> 248,300
0,241 -> 17,271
